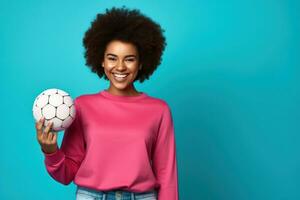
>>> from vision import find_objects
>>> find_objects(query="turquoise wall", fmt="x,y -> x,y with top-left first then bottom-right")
0,0 -> 299,199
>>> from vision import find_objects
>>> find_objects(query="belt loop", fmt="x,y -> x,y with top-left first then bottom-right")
131,192 -> 135,200
102,192 -> 106,200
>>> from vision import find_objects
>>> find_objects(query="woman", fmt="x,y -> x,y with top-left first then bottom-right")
36,6 -> 179,200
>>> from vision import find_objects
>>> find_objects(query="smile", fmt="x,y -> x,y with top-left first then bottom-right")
112,73 -> 129,81
113,73 -> 129,78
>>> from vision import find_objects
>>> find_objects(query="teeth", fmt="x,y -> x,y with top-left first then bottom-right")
114,73 -> 128,78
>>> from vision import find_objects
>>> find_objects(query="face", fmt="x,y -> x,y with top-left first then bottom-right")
102,40 -> 141,95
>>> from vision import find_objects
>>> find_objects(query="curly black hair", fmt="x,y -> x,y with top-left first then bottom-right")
82,6 -> 167,83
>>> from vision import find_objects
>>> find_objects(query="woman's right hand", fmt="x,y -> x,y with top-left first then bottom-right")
35,117 -> 58,154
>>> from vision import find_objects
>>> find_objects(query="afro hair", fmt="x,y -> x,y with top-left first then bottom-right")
82,6 -> 167,83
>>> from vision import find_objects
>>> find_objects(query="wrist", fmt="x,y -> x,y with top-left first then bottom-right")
42,145 -> 58,154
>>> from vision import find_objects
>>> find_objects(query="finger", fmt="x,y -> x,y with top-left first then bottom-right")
36,117 -> 45,139
36,117 -> 45,131
44,121 -> 53,133
51,132 -> 58,143
43,121 -> 53,140
47,132 -> 53,141
48,130 -> 57,141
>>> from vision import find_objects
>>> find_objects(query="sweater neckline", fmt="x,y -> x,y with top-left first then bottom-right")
99,90 -> 148,102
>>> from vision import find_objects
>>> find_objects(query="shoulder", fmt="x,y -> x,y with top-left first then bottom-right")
75,91 -> 102,101
72,92 -> 100,108
145,93 -> 172,113
145,92 -> 167,103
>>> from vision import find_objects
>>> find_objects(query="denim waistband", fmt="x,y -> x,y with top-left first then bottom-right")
76,185 -> 157,198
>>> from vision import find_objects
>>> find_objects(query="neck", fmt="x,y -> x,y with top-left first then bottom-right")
107,85 -> 141,96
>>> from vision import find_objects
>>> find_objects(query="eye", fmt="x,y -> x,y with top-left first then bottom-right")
108,57 -> 117,61
126,58 -> 135,62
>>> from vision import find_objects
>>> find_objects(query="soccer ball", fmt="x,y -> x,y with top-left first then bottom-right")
32,88 -> 76,132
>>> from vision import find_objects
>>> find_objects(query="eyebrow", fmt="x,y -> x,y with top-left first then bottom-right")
106,53 -> 137,58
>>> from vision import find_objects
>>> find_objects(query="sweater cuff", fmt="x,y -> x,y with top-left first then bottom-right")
43,148 -> 65,165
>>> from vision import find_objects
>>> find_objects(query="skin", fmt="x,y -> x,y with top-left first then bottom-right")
36,117 -> 58,154
36,40 -> 143,154
102,40 -> 142,96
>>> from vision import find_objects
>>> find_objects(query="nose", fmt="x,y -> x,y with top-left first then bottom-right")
116,60 -> 127,71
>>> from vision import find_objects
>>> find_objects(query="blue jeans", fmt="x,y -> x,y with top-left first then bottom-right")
75,185 -> 158,200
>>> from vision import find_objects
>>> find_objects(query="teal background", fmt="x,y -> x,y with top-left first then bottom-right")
0,0 -> 299,199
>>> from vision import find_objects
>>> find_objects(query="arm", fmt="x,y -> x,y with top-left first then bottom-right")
42,98 -> 86,185
152,103 -> 179,200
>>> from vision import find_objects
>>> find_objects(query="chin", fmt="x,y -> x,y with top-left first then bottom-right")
112,84 -> 128,90
110,78 -> 131,89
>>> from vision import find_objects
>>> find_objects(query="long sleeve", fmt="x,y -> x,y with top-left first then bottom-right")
42,98 -> 86,185
152,104 -> 179,200
41,90 -> 179,193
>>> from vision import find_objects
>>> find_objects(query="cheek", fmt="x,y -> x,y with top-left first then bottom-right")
105,62 -> 116,69
103,64 -> 114,73
127,63 -> 139,72
103,68 -> 113,79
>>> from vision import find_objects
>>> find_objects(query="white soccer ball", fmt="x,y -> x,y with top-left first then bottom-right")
32,88 -> 76,132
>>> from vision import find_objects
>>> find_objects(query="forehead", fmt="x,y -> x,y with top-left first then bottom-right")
105,40 -> 138,56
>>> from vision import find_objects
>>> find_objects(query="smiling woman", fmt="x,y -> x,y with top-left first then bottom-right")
101,40 -> 142,96
82,6 -> 167,94
38,6 -> 179,200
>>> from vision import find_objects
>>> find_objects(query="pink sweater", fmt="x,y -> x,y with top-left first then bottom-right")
43,90 -> 179,200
